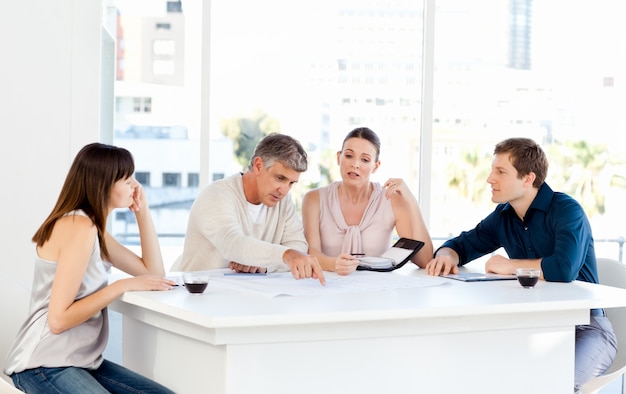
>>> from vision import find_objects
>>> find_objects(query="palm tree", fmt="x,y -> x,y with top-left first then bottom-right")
220,109 -> 281,168
446,140 -> 626,220
547,140 -> 626,217
446,148 -> 492,205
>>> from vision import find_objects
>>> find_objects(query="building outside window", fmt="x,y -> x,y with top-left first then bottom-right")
135,171 -> 150,186
162,172 -> 181,187
187,173 -> 199,188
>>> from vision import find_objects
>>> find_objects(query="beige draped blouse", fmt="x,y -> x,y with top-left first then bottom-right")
318,181 -> 395,257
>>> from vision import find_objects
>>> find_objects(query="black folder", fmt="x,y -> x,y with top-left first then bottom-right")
356,237 -> 425,272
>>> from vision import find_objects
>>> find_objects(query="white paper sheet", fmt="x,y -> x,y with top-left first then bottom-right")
203,270 -> 447,298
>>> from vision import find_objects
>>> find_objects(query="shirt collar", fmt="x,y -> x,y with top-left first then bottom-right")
501,182 -> 554,215
529,183 -> 554,213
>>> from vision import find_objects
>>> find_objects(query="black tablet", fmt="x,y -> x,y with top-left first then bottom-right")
444,272 -> 517,282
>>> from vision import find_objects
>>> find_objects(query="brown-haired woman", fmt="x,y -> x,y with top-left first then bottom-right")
4,142 -> 176,393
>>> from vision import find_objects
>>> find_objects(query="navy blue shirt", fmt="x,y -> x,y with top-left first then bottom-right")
441,183 -> 598,283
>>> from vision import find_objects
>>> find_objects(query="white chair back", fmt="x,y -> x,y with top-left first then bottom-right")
581,257 -> 626,394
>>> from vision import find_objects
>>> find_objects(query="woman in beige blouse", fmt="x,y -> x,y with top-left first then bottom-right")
302,127 -> 433,275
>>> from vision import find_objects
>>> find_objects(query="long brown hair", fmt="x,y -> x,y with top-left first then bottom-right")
32,143 -> 135,259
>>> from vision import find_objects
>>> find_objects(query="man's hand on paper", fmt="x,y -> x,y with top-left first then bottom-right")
283,249 -> 326,285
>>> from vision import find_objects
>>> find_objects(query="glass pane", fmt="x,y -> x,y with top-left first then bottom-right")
431,0 -> 626,261
108,0 -> 426,268
110,0 -> 203,267
209,0 -> 425,216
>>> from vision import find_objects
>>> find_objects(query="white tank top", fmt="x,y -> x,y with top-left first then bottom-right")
3,210 -> 111,375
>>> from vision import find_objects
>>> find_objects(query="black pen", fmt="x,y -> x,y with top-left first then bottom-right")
351,253 -> 365,256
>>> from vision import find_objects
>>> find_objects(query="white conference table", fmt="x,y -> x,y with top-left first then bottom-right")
110,265 -> 626,394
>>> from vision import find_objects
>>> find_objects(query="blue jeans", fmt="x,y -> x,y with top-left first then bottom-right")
11,359 -> 175,394
574,314 -> 618,392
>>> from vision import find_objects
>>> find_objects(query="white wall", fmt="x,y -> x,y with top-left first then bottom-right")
0,0 -> 105,380
0,1 -> 103,284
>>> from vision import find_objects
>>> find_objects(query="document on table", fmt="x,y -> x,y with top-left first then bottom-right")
207,270 -> 447,298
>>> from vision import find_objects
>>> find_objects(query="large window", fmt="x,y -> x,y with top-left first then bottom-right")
108,0 -> 426,268
108,0 -> 205,263
431,0 -> 626,262
107,0 -> 626,266
209,0 -> 425,211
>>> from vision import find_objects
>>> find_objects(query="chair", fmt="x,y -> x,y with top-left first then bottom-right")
0,378 -> 21,394
0,271 -> 30,393
581,257 -> 626,394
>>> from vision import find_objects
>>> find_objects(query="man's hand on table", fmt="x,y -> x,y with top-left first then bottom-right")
229,262 -> 267,273
425,248 -> 459,276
